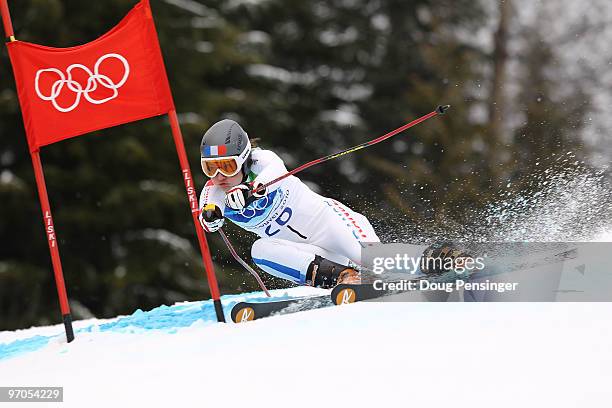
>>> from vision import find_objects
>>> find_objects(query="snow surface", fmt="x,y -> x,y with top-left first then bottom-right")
594,230 -> 612,242
2,234 -> 611,407
2,291 -> 612,407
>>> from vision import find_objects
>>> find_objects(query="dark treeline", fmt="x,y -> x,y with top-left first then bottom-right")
0,0 -> 589,329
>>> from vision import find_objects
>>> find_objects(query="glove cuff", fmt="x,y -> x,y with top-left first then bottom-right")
252,182 -> 267,198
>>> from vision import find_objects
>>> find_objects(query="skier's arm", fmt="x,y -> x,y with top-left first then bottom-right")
251,150 -> 289,195
199,181 -> 226,232
224,150 -> 288,210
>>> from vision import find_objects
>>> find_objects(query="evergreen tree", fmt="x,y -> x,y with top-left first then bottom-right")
510,20 -> 590,190
1,0 -> 591,330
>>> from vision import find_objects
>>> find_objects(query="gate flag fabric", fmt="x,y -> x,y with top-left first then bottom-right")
6,0 -> 174,152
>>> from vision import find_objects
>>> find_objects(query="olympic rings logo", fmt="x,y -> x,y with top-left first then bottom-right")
34,53 -> 130,113
239,194 -> 270,219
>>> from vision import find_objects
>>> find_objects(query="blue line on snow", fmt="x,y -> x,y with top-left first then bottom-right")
0,289 -> 304,361
0,335 -> 50,361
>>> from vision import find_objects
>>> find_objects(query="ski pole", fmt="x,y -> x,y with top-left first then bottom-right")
218,227 -> 271,297
251,104 -> 450,195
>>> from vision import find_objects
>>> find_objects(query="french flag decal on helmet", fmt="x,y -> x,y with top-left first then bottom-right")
203,145 -> 228,157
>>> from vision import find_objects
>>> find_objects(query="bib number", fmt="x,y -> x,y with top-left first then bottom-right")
264,207 -> 293,237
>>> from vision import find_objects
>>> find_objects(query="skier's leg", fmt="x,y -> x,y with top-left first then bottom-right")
251,238 -> 343,284
251,238 -> 359,287
308,199 -> 380,265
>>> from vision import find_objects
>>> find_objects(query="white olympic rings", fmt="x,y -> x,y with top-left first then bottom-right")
239,194 -> 270,219
34,53 -> 130,113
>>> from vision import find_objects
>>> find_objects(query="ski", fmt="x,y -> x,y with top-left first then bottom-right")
230,271 -> 447,323
231,295 -> 333,323
332,270 -> 462,305
231,246 -> 578,322
230,269 -> 454,323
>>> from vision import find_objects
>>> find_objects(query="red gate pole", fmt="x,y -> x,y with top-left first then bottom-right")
0,0 -> 14,41
168,110 -> 225,322
31,151 -> 75,342
1,0 -> 75,341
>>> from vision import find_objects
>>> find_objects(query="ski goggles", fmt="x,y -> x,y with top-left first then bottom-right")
201,156 -> 242,178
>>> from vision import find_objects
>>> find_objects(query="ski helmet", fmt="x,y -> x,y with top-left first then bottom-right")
200,119 -> 252,179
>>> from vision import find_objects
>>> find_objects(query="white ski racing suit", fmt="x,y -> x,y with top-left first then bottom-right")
199,148 -> 380,284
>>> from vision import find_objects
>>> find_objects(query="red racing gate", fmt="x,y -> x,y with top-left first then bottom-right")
0,0 -> 225,341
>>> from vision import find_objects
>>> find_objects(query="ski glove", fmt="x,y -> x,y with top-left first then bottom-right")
200,204 -> 224,233
225,182 -> 267,210
225,184 -> 250,210
252,182 -> 267,198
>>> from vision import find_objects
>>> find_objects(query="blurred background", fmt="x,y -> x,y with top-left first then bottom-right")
1,0 -> 611,330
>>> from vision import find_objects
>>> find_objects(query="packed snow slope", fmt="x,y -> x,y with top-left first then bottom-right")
1,289 -> 612,408
1,165 -> 610,407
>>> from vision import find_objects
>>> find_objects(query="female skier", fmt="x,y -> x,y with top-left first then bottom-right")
198,119 -> 380,288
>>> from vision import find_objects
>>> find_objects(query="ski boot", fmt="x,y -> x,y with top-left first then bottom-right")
421,241 -> 473,275
305,255 -> 360,288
